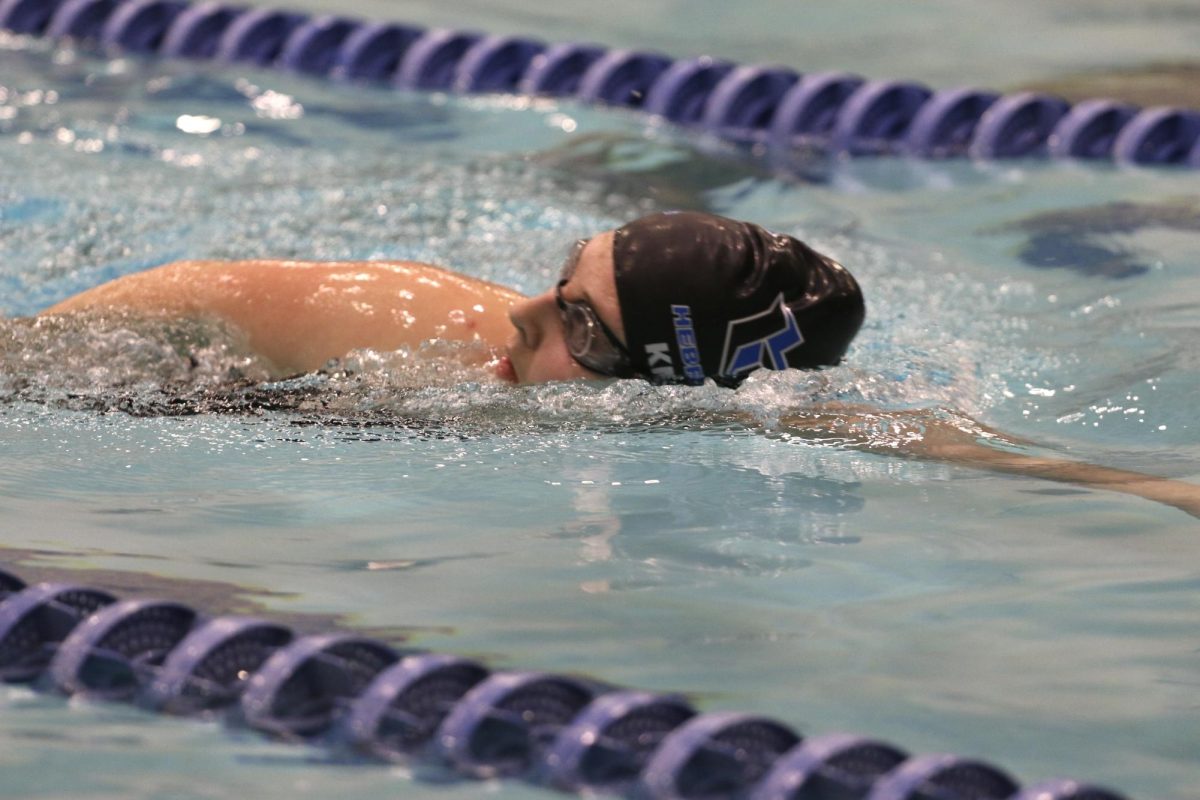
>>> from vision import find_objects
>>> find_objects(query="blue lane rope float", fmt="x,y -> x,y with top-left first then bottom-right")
343,652 -> 490,760
748,732 -> 909,800
145,615 -> 294,714
829,79 -> 932,157
49,597 -> 199,700
2,0 -> 1200,168
436,670 -> 601,779
637,711 -> 801,800
542,689 -> 698,794
0,566 -> 1129,800
864,754 -> 1020,800
240,632 -> 402,738
0,582 -> 117,682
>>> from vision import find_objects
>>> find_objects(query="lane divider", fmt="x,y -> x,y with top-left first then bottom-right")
0,565 -> 1129,799
1,0 -> 1199,168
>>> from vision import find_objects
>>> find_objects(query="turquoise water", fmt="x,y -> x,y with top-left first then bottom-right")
1,3 -> 1199,799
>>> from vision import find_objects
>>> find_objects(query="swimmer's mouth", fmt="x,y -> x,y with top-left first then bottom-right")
495,354 -> 517,384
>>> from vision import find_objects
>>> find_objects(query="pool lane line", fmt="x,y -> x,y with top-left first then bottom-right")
0,565 -> 1129,800
2,0 -> 1200,170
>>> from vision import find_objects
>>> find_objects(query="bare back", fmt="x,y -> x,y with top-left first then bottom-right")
40,260 -> 524,376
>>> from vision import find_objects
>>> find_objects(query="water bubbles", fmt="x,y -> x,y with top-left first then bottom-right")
0,313 -> 274,412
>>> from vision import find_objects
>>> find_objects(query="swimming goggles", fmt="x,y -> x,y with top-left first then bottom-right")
555,239 -> 638,378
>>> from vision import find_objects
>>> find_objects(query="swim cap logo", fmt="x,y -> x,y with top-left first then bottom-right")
719,294 -> 804,379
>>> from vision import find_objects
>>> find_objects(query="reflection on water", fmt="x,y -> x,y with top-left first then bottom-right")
0,546 -> 422,642
1019,61 -> 1200,107
988,198 -> 1200,278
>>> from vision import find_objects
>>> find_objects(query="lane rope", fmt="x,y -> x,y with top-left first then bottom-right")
2,0 -> 1199,168
0,565 -> 1129,800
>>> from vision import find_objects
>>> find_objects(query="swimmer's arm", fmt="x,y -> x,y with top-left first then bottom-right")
774,405 -> 1200,519
39,260 -> 523,376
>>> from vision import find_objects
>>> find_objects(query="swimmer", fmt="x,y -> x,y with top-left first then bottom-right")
39,211 -> 1200,519
41,212 -> 864,385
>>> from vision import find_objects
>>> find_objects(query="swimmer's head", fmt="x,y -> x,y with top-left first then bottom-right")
613,211 -> 865,385
504,212 -> 865,386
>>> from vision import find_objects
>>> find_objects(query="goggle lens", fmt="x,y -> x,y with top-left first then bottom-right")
553,238 -> 636,378
562,303 -> 596,357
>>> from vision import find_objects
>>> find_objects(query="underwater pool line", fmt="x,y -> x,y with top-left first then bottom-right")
3,0 -> 1200,169
0,566 -> 1126,800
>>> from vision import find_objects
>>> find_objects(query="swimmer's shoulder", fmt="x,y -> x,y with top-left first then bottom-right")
40,258 -> 525,316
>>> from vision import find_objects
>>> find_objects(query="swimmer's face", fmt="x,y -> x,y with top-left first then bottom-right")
503,232 -> 628,384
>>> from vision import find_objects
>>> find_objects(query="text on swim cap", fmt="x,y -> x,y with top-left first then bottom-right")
643,342 -> 675,380
671,304 -> 706,384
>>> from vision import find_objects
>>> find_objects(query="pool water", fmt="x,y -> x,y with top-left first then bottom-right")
1,2 -> 1198,798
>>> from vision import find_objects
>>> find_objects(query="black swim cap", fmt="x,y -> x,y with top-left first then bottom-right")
612,211 -> 865,386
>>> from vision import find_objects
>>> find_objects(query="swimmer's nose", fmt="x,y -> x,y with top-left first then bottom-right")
509,291 -> 558,351
508,296 -> 537,349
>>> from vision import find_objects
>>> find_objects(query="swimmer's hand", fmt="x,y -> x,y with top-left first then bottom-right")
777,405 -> 1200,520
